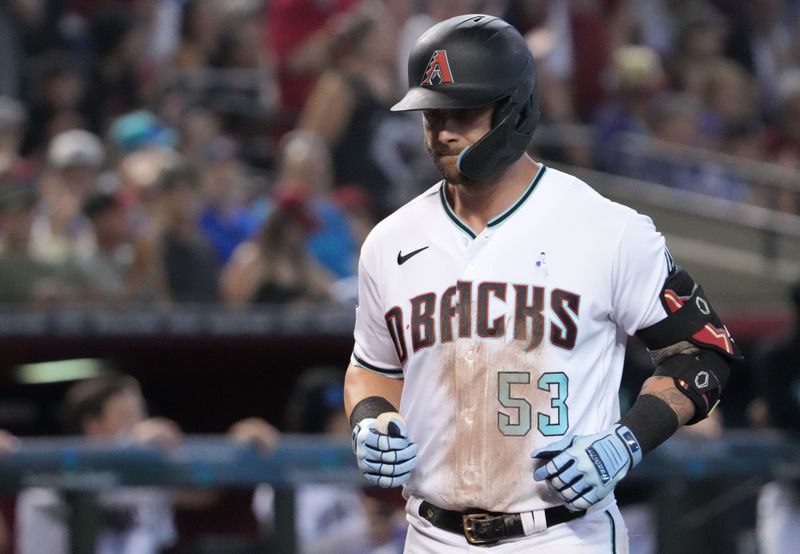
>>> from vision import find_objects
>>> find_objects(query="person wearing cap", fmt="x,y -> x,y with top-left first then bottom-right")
221,186 -> 332,307
29,129 -> 105,266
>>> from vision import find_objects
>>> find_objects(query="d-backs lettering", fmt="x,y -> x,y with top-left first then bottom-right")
384,281 -> 580,364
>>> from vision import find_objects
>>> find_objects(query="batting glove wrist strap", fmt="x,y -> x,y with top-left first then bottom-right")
617,394 -> 680,454
349,396 -> 397,429
351,416 -> 417,489
531,425 -> 642,511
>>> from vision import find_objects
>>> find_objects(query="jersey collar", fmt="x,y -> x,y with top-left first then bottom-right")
439,164 -> 547,239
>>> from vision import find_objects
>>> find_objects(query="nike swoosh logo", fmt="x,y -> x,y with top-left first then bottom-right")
397,246 -> 429,265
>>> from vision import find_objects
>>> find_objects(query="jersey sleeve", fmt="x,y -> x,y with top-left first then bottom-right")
351,252 -> 404,378
610,212 -> 671,335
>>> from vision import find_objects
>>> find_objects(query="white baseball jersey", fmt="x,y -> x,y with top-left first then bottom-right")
352,165 -> 670,514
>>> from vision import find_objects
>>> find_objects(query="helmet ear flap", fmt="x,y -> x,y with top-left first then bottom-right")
458,89 -> 538,181
516,93 -> 539,135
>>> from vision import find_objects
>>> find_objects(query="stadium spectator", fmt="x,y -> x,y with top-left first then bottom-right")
723,0 -> 796,115
14,371 -> 279,554
29,129 -> 103,267
698,59 -> 759,141
198,137 -> 259,265
252,367 -> 407,553
81,187 -> 137,303
766,69 -> 800,167
109,110 -> 177,155
178,107 -> 221,165
664,6 -> 727,98
84,8 -> 150,135
148,164 -> 219,304
221,186 -> 331,307
266,0 -> 358,123
0,181 -> 85,305
592,45 -> 665,172
21,53 -> 88,158
269,129 -> 361,281
751,282 -> 800,554
298,9 -> 408,216
0,96 -> 30,180
173,0 -> 221,74
634,92 -> 704,187
16,373 -> 179,554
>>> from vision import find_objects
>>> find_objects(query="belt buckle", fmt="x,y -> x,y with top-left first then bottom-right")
462,512 -> 497,545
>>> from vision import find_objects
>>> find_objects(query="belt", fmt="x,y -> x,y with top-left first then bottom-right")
418,500 -> 586,545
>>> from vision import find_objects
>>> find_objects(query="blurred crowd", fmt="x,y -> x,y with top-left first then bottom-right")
1,0 -> 800,307
0,366 -> 408,553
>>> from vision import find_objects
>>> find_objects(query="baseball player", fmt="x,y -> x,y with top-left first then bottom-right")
344,14 -> 741,552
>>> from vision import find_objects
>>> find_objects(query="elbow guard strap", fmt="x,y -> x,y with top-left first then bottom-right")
636,268 -> 741,360
654,350 -> 731,425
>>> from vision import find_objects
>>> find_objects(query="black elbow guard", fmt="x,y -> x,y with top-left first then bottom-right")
654,350 -> 731,424
636,268 -> 742,424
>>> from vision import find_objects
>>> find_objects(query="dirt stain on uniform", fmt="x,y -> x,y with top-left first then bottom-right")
436,338 -> 550,512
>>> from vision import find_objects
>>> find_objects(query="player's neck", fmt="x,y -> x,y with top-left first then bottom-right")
446,155 -> 540,235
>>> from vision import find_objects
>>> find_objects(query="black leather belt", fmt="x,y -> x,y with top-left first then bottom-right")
419,500 -> 586,545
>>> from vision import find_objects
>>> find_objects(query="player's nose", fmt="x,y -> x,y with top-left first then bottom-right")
424,112 -> 461,143
436,127 -> 460,144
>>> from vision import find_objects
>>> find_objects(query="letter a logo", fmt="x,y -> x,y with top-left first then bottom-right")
420,50 -> 454,86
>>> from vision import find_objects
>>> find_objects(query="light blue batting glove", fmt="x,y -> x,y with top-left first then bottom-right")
351,415 -> 417,488
531,425 -> 643,511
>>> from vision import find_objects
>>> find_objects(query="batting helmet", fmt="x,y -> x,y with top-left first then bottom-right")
392,14 -> 539,181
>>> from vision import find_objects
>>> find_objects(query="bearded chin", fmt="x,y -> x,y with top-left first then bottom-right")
433,157 -> 462,183
427,145 -> 478,185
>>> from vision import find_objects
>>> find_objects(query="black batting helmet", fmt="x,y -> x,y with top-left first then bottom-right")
392,14 -> 539,182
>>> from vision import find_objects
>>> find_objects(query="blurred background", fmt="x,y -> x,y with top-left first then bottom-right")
0,0 -> 798,553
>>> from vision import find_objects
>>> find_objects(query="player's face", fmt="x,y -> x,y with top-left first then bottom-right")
83,389 -> 147,438
422,106 -> 494,184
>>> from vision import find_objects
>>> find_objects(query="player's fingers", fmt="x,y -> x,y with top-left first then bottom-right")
531,436 -> 574,460
545,453 -> 575,478
533,464 -> 548,482
363,471 -> 411,488
549,463 -> 584,492
361,441 -> 416,462
559,482 -> 592,503
380,472 -> 410,488
534,454 -> 573,481
363,430 -> 411,451
363,442 -> 418,463
359,456 -> 417,476
566,488 -> 598,512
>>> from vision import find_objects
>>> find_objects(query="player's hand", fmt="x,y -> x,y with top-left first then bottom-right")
228,417 -> 280,452
0,430 -> 19,454
351,413 -> 417,488
531,425 -> 642,511
132,417 -> 183,449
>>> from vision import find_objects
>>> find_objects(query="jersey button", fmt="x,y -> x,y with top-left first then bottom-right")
462,467 -> 477,484
462,238 -> 469,247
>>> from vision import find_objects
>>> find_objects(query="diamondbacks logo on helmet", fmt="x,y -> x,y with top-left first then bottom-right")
420,50 -> 454,86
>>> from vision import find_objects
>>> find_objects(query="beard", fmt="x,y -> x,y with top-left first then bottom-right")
425,143 -> 480,186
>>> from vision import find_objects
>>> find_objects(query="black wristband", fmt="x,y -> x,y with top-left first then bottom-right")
349,396 -> 397,429
618,394 -> 680,455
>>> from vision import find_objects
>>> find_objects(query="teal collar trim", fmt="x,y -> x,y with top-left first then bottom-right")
439,164 -> 547,239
